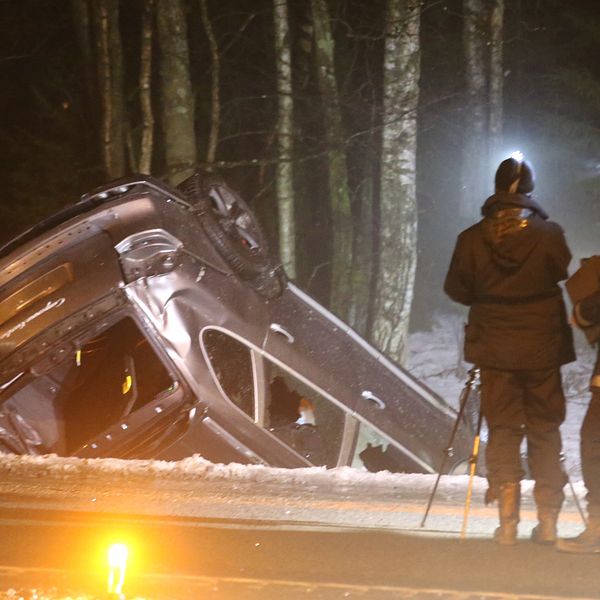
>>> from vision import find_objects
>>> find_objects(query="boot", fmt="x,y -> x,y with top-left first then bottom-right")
493,482 -> 520,545
556,518 -> 600,554
531,508 -> 559,545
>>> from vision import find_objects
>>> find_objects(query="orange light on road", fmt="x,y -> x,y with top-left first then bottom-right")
107,542 -> 129,598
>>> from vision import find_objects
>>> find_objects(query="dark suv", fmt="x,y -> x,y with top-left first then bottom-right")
0,174 -> 474,474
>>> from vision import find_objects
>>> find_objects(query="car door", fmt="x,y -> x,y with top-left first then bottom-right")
201,326 -> 354,468
350,344 -> 474,473
261,284 -> 364,409
263,283 -> 472,474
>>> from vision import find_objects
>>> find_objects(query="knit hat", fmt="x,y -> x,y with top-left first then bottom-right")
495,158 -> 535,194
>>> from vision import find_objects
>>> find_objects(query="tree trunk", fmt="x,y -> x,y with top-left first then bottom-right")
310,0 -> 353,319
71,0 -> 96,119
156,0 -> 197,184
371,0 -> 421,365
348,98 -> 378,337
200,0 -> 220,166
93,0 -> 126,179
460,0 -> 488,220
488,0 -> 504,164
138,0 -> 155,175
347,174 -> 373,336
273,0 -> 296,278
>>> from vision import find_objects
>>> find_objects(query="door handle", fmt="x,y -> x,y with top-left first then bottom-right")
269,323 -> 295,344
361,390 -> 386,410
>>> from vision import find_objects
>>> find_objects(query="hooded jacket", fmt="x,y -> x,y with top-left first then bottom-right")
444,192 -> 575,370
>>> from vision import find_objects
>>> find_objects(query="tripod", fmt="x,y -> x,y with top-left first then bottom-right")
420,366 -> 481,528
421,368 -> 588,535
461,405 -> 484,539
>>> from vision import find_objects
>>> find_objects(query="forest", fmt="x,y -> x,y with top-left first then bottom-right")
0,0 -> 599,366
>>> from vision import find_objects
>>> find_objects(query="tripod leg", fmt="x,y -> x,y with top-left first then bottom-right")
420,464 -> 447,528
421,368 -> 478,528
461,407 -> 483,540
560,453 -> 587,527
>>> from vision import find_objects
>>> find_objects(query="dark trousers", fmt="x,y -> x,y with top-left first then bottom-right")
582,390 -> 600,519
480,367 -> 567,510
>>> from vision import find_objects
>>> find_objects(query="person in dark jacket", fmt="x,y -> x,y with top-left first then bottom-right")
444,156 -> 575,546
557,281 -> 600,553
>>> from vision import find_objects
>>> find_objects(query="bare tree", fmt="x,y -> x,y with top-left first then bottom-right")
138,0 -> 155,174
70,0 -> 96,118
310,0 -> 353,319
488,0 -> 504,161
156,0 -> 197,184
273,0 -> 296,278
460,0 -> 488,219
200,0 -> 220,166
93,0 -> 126,179
371,0 -> 421,365
459,0 -> 505,218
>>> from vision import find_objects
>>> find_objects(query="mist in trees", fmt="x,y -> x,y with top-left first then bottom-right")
0,0 -> 599,364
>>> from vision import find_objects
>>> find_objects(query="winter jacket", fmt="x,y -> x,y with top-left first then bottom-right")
444,192 -> 575,371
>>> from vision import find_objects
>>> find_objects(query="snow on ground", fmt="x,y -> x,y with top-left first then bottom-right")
0,448 -> 477,493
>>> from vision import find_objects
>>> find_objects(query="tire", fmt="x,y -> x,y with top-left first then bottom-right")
178,172 -> 285,299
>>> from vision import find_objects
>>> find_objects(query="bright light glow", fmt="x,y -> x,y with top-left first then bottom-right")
107,543 -> 129,597
108,542 -> 128,567
510,150 -> 524,162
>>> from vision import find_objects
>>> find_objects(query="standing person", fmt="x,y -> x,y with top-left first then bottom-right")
557,279 -> 600,553
444,155 -> 575,545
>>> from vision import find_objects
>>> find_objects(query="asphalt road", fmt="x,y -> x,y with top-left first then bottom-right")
0,508 -> 599,600
0,455 -> 597,599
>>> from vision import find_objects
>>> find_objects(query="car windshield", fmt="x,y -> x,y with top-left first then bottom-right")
0,316 -> 174,455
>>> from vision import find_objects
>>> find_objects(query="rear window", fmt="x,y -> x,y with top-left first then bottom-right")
202,329 -> 255,419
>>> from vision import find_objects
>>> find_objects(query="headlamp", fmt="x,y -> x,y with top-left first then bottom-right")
510,150 -> 524,163
509,151 -> 524,192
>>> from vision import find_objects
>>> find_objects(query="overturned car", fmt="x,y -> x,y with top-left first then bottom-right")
0,174 -> 474,473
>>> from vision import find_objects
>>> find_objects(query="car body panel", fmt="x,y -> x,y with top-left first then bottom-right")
0,175 -> 476,474
0,228 -> 124,369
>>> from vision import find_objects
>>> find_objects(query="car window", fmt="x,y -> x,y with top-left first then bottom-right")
203,329 -> 255,419
263,360 -> 345,468
352,421 -> 425,474
0,316 -> 174,455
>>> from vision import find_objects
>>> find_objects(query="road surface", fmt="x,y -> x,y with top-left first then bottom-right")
0,454 -> 597,599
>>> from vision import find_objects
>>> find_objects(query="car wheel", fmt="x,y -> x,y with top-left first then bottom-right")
178,172 -> 285,299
